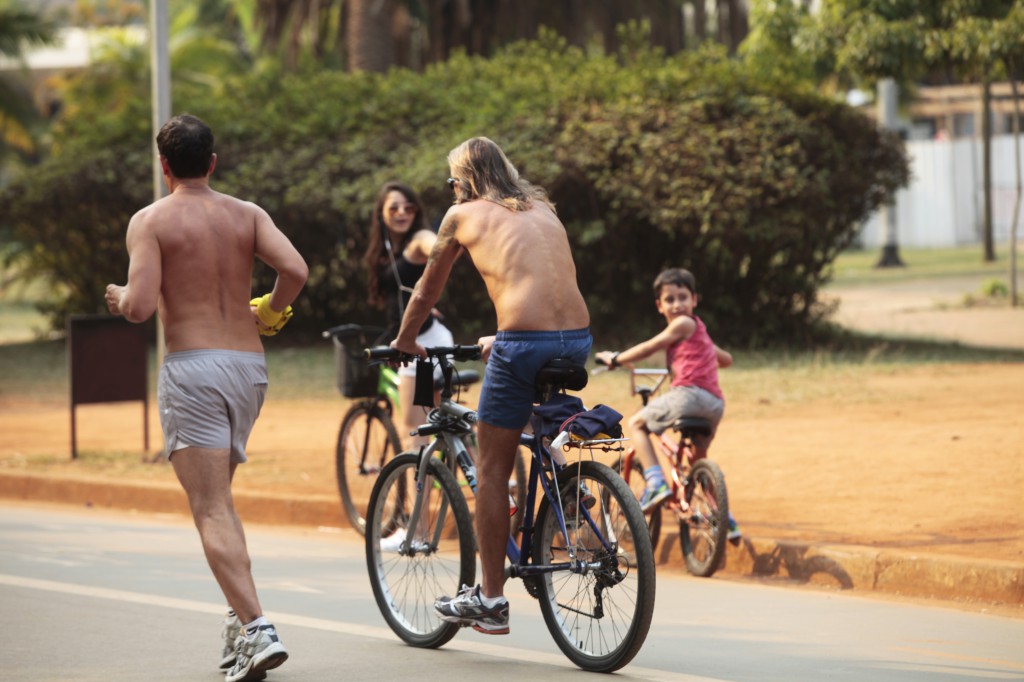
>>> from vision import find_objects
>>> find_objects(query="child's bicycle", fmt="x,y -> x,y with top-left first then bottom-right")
597,361 -> 732,578
362,345 -> 655,673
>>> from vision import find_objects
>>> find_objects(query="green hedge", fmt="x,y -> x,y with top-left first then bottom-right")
1,35 -> 908,348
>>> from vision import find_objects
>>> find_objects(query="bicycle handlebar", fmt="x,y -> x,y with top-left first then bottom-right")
365,344 -> 483,364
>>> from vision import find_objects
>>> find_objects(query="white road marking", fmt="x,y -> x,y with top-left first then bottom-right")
0,573 -> 723,681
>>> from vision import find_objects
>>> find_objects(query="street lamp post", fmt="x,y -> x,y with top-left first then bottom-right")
150,0 -> 170,363
876,78 -> 905,268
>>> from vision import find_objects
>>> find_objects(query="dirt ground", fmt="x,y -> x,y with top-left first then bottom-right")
2,362 -> 1023,566
2,279 -> 1023,567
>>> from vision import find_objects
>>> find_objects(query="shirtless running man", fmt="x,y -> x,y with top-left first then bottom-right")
105,114 -> 308,682
390,136 -> 590,635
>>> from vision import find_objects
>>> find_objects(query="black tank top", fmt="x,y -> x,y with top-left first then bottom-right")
379,253 -> 434,335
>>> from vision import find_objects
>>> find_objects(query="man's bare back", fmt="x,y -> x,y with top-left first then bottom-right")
107,171 -> 305,354
438,200 -> 589,332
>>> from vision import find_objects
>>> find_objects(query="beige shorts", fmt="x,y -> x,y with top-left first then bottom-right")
158,349 -> 268,463
641,385 -> 724,437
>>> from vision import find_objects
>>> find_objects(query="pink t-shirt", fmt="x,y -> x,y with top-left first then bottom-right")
666,315 -> 723,400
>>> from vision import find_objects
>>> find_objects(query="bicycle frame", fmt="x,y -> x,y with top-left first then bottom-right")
405,396 -> 610,575
399,354 -> 616,577
620,367 -> 702,516
506,433 -> 616,578
377,364 -> 400,411
621,430 -> 697,519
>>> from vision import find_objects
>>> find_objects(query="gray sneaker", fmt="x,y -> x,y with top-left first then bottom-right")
219,609 -> 241,670
225,624 -> 288,682
562,482 -> 597,527
434,584 -> 509,634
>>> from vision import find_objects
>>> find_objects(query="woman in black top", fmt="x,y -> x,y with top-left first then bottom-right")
364,181 -> 453,447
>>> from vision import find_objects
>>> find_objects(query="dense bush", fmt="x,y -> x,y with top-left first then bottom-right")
1,34 -> 908,348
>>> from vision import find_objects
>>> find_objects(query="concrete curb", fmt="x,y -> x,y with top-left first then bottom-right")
3,471 -> 1022,611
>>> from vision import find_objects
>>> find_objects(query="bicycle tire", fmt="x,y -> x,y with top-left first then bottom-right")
365,453 -> 476,648
615,455 -> 663,552
532,461 -> 655,672
679,458 -> 729,578
336,401 -> 402,536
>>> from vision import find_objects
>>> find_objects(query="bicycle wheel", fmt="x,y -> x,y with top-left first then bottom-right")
679,458 -> 729,578
365,453 -> 476,649
532,461 -> 655,673
615,455 -> 662,552
336,400 -> 402,536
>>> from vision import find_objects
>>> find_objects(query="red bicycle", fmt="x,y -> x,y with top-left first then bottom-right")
599,364 -> 732,577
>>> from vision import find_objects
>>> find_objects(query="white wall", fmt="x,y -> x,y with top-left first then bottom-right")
859,134 -> 1024,248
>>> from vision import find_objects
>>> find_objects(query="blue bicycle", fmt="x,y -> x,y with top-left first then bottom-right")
363,344 -> 656,673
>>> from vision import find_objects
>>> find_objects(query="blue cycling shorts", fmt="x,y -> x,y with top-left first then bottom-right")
477,328 -> 592,430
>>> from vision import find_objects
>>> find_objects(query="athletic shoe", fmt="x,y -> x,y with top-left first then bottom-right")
639,481 -> 672,512
562,482 -> 597,525
727,514 -> 742,545
379,528 -> 430,554
224,624 -> 288,682
219,609 -> 242,670
434,584 -> 509,635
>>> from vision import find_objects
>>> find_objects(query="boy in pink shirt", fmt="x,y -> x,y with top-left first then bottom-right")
596,268 -> 734,521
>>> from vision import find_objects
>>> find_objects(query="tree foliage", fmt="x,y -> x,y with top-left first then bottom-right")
0,0 -> 57,165
1,33 -> 909,347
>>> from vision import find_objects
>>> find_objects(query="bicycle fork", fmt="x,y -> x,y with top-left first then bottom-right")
400,440 -> 449,556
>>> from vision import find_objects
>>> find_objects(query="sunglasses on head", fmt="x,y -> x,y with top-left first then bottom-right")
447,177 -> 457,189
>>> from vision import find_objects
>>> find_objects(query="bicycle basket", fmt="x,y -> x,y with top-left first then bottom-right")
332,325 -> 387,398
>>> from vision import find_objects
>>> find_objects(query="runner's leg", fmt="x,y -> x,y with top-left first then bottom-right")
171,446 -> 262,623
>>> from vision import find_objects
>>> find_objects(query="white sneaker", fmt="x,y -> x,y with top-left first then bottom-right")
379,528 -> 430,554
224,624 -> 288,682
219,609 -> 241,670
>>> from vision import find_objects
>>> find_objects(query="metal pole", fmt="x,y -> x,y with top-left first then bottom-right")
150,0 -> 170,457
876,78 -> 905,267
150,0 -> 170,365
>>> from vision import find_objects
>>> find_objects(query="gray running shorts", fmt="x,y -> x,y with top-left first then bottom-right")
641,385 -> 724,437
158,349 -> 268,463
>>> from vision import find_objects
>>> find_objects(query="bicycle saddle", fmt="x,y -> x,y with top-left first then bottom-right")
672,417 -> 713,436
535,358 -> 589,392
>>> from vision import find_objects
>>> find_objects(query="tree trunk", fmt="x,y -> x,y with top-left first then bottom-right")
693,0 -> 707,44
346,0 -> 395,73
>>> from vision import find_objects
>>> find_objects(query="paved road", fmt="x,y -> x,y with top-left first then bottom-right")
3,501 -> 1023,682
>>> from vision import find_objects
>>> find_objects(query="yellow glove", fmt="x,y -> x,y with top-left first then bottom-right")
250,294 -> 293,336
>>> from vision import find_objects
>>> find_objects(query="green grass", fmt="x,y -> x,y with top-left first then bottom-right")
829,245 -> 1012,286
0,340 -> 67,400
3,333 -> 1021,407
0,301 -> 51,343
0,340 -> 345,403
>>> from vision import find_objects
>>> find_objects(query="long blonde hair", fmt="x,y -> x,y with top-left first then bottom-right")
447,137 -> 555,213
